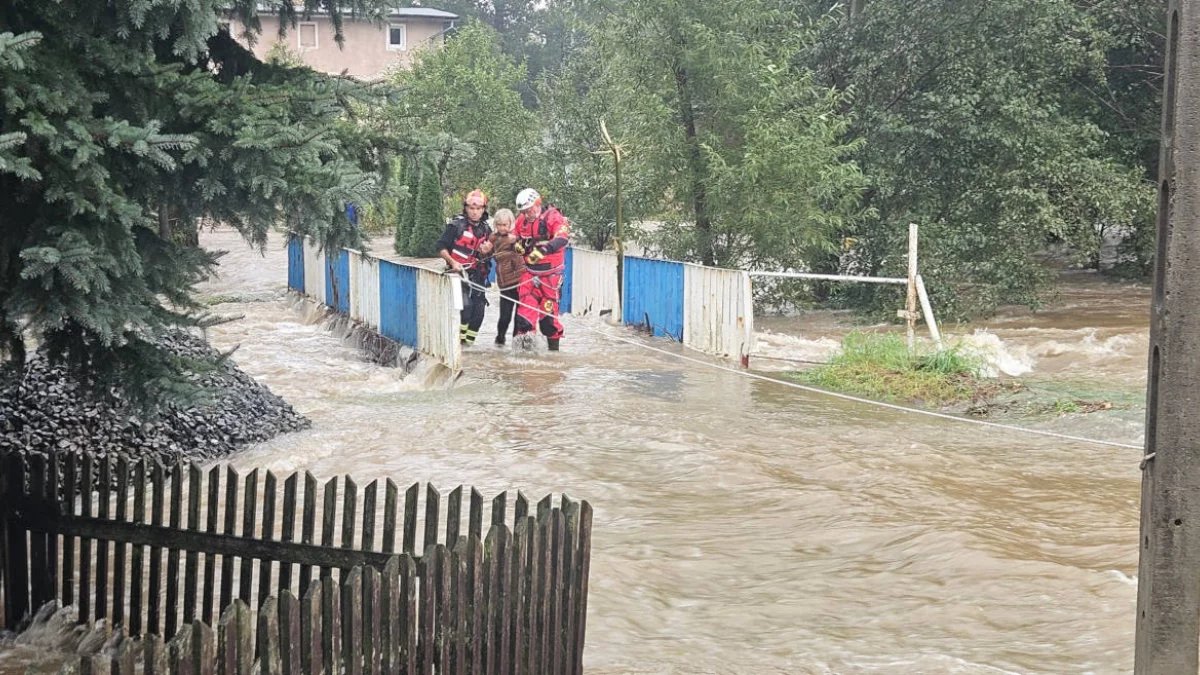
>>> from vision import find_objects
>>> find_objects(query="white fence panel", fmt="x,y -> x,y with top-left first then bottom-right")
302,238 -> 325,303
416,268 -> 463,372
570,248 -> 620,320
347,251 -> 381,330
683,264 -> 755,364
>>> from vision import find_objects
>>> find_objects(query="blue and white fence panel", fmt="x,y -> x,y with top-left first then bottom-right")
623,256 -> 686,340
291,237 -> 462,372
683,264 -> 755,365
567,248 -> 620,319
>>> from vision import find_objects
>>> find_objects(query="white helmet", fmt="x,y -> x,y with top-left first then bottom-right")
515,188 -> 542,212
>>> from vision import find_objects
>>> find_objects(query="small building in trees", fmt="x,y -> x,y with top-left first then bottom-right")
226,6 -> 459,79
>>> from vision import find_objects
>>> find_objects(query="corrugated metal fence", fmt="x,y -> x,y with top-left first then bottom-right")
288,237 -> 462,372
288,236 -> 753,370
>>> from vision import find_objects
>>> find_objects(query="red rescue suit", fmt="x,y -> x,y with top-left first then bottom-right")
513,206 -> 569,340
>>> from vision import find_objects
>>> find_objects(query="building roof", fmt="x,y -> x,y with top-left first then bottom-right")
248,3 -> 457,20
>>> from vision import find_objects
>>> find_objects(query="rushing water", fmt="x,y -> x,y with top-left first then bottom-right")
2,232 -> 1149,674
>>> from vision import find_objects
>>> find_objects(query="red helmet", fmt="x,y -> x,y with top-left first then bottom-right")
464,189 -> 488,208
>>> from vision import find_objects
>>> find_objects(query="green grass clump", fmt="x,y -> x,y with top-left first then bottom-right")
793,331 -> 987,406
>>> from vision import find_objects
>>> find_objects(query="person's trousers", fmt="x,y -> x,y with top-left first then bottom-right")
496,286 -> 520,338
514,272 -> 564,339
460,285 -> 487,345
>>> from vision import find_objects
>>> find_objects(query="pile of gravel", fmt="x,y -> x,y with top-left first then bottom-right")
0,332 -> 310,466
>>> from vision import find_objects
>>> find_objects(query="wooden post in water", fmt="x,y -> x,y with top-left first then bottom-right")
1135,1 -> 1200,672
905,223 -> 918,351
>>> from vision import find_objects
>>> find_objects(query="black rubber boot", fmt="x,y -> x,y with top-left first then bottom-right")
547,338 -> 560,352
495,335 -> 506,346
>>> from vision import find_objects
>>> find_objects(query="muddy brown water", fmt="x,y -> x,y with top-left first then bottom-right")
1,233 -> 1148,674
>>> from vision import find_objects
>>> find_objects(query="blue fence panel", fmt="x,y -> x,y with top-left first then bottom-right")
326,250 -> 351,313
287,236 -> 304,293
623,256 -> 684,340
559,247 -> 574,315
379,260 -> 419,348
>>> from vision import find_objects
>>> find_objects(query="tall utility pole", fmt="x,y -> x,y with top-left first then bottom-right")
1134,1 -> 1200,673
598,121 -> 626,310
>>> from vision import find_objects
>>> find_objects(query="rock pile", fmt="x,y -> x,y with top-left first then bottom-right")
0,332 -> 310,466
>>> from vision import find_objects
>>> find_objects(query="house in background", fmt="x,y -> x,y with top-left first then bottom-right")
227,6 -> 459,80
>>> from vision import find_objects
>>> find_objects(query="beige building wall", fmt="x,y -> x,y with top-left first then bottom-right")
228,15 -> 449,80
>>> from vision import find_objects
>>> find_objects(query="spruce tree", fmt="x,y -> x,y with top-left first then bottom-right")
400,155 -> 423,255
408,160 -> 447,258
0,1 -> 395,403
394,155 -> 415,254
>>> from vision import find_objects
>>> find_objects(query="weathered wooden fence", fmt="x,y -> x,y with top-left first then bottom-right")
0,450 -> 592,675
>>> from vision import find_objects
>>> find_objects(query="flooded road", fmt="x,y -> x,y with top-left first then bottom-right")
161,234 -> 1148,673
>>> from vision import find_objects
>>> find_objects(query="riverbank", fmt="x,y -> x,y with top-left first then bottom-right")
785,330 -> 1145,424
0,331 -> 310,467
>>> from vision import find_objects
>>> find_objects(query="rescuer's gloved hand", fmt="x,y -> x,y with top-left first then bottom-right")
526,246 -> 546,264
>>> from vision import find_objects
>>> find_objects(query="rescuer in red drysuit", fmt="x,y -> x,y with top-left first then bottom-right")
437,189 -> 493,346
511,188 -> 569,351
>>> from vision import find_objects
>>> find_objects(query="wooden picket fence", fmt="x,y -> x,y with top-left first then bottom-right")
0,450 -> 592,675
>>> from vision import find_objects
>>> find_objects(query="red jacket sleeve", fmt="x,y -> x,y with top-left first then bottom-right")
542,211 -> 570,253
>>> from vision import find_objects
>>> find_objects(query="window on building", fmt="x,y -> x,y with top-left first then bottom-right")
387,24 -> 407,51
298,22 -> 318,50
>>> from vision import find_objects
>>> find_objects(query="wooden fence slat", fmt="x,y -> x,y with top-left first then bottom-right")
446,486 -> 462,547
490,492 -> 506,529
469,489 -> 484,542
383,480 -> 399,554
259,472 -> 278,607
320,477 -> 338,583
144,634 -> 166,675
201,465 -> 220,625
381,557 -> 400,675
363,565 -> 382,675
561,498 -> 579,675
219,467 -> 239,613
549,510 -> 565,675
362,480 -> 378,553
149,460 -> 167,636
469,537 -> 484,675
423,485 -> 440,554
62,452 -> 78,608
184,464 -> 203,626
79,453 -> 93,626
48,454 -> 60,609
257,594 -> 281,675
520,516 -> 538,675
301,581 -> 323,675
5,454 -> 30,627
95,456 -> 112,622
167,618 -> 193,675
451,541 -> 467,675
402,483 -> 419,555
482,528 -> 500,675
572,503 -> 592,675
238,469 -> 257,605
342,477 -> 359,562
194,620 -> 216,675
342,568 -> 363,675
279,591 -> 302,675
400,555 -> 417,675
281,473 -> 299,596
509,522 -> 526,675
300,473 -> 318,594
115,636 -> 138,675
418,547 -> 435,675
131,459 -> 148,635
320,575 -> 341,673
515,492 -> 528,524
537,495 -> 552,520
536,512 -> 552,675
437,546 -> 452,675
112,458 -> 131,628
28,455 -> 49,615
217,600 -> 250,675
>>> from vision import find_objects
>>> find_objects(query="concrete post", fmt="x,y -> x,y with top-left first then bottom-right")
1134,1 -> 1200,672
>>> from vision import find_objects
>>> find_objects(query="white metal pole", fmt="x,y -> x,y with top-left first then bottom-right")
915,274 -> 942,349
906,223 -> 919,350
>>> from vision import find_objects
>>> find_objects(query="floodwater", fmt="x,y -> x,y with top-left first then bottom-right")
3,232 -> 1150,675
